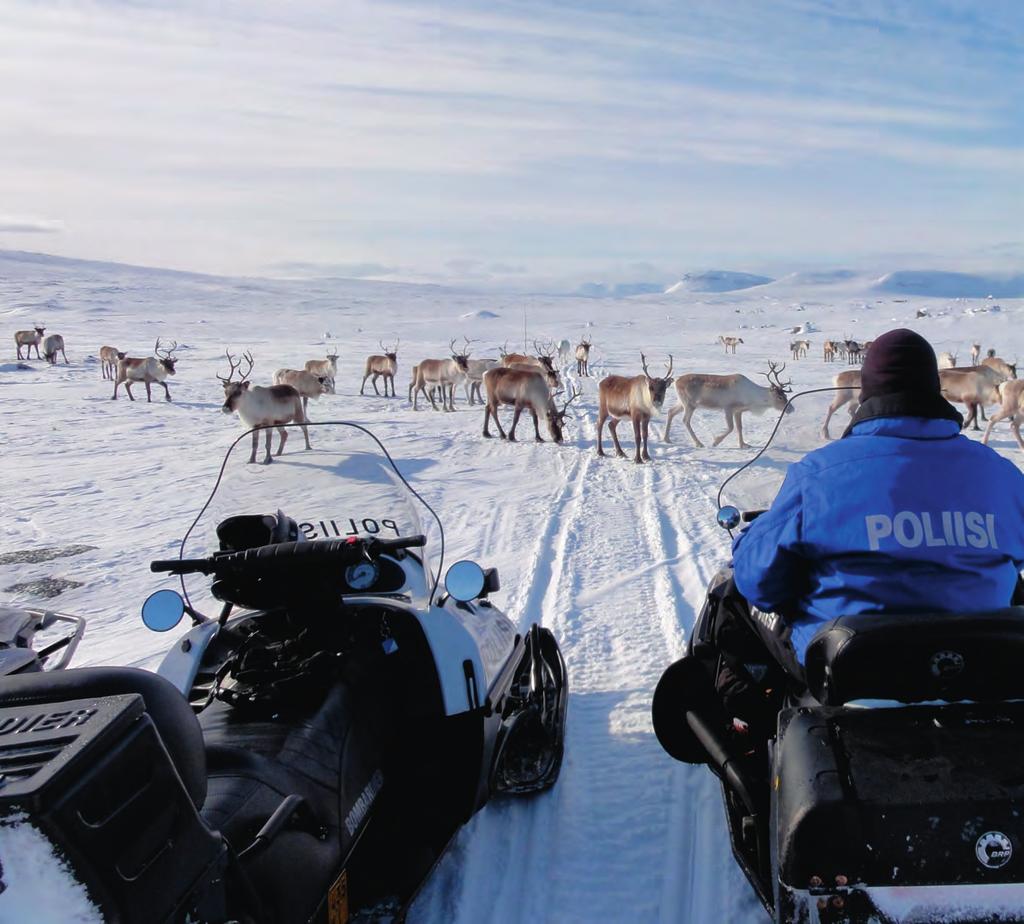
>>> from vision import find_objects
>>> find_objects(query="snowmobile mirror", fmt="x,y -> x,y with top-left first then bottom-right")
142,589 -> 186,632
716,506 -> 741,531
445,560 -> 486,602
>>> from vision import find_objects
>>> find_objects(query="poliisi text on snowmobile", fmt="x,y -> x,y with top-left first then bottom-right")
0,421 -> 568,923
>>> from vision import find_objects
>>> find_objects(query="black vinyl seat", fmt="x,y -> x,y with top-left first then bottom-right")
804,607 -> 1024,706
0,665 -> 207,806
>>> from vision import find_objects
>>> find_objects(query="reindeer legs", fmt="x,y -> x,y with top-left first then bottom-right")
160,381 -> 171,401
681,403 -> 704,448
249,428 -> 260,464
263,428 -> 274,464
712,408 -> 735,447
530,406 -> 544,443
609,418 -> 627,458
640,416 -> 652,462
734,410 -> 752,450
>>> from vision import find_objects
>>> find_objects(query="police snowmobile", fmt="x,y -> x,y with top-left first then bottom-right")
0,421 -> 568,923
652,389 -> 1024,924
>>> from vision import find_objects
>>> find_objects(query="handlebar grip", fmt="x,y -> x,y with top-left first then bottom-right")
150,559 -> 212,574
741,509 -> 767,523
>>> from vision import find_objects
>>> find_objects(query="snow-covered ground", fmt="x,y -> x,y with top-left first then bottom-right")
2,251 -> 1022,923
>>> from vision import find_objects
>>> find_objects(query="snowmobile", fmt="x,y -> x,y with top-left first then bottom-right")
0,421 -> 568,923
652,390 -> 1024,924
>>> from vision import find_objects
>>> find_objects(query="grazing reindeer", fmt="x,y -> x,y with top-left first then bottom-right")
219,350 -> 310,464
112,339 -> 179,401
719,335 -> 743,354
982,354 -> 1017,381
971,343 -> 982,366
665,362 -> 793,449
790,339 -> 811,360
937,351 -> 958,369
939,366 -> 1005,431
411,339 -> 471,411
99,345 -> 124,380
576,337 -> 593,376
14,325 -> 45,360
304,349 -> 339,387
273,368 -> 331,414
42,334 -> 68,365
596,353 -> 674,463
482,368 -> 579,443
361,339 -> 399,397
983,380 -> 1024,451
820,370 -> 862,439
823,339 -> 837,363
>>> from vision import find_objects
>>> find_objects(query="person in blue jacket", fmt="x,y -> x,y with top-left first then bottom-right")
732,327 -> 1024,666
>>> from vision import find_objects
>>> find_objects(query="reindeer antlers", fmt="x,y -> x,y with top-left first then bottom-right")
640,352 -> 673,380
533,339 -> 555,359
557,384 -> 582,416
763,360 -> 792,392
154,338 -> 179,358
217,348 -> 254,384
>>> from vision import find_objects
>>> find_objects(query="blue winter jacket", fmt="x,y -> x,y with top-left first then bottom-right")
732,416 -> 1024,662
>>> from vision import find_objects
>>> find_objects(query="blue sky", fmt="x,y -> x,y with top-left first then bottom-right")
1,0 -> 1021,286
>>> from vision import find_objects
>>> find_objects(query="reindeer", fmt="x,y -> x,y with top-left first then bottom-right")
597,353 -> 674,463
482,367 -> 579,443
501,340 -> 561,389
665,362 -> 793,449
557,339 -> 573,364
937,351 -> 958,369
939,366 -> 1005,431
410,339 -> 471,411
273,368 -> 331,415
820,370 -> 862,439
14,325 -> 45,360
360,339 -> 399,397
843,338 -> 863,364
507,361 -> 558,391
462,356 -> 500,405
823,339 -> 837,363
99,346 -> 124,380
971,343 -> 982,366
982,380 -> 1024,451
219,351 -> 310,464
112,339 -> 179,401
576,337 -> 593,376
304,350 -> 339,387
790,339 -> 811,360
719,335 -> 743,354
982,354 -> 1017,381
42,334 -> 68,365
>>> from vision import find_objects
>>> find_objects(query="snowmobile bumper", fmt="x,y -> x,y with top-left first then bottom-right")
773,702 -> 1024,924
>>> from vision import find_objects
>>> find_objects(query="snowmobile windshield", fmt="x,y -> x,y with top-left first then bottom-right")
716,381 -> 853,517
177,421 -> 443,611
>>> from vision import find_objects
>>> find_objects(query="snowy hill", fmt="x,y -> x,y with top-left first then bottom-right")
664,271 -> 774,294
871,270 -> 1024,298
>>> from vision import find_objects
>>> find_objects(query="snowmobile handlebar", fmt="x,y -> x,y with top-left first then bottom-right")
741,509 -> 766,523
150,534 -> 427,576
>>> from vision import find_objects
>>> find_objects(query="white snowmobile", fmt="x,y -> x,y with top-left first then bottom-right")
653,389 -> 1024,924
0,421 -> 568,922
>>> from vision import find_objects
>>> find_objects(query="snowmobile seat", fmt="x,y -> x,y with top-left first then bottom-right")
805,606 -> 1024,706
0,665 -> 207,806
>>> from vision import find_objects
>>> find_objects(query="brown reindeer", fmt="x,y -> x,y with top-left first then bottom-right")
823,339 -> 837,363
361,339 -> 400,397
272,368 -> 331,414
410,339 -> 471,411
112,339 -> 179,401
939,366 -> 1005,431
304,349 -> 339,387
971,343 -> 982,366
501,340 -> 560,387
665,362 -> 792,449
482,367 -> 579,443
14,325 -> 45,359
576,337 -> 592,376
820,369 -> 861,439
596,353 -> 674,463
982,354 -> 1017,381
219,350 -> 310,464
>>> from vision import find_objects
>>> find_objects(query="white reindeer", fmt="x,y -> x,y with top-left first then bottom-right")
273,368 -> 332,415
665,362 -> 793,449
304,350 -> 339,388
42,334 -> 69,365
220,350 -> 310,464
99,346 -> 124,380
112,339 -> 179,401
410,339 -> 471,411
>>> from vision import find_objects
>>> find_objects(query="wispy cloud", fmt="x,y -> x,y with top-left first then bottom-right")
0,0 -> 1019,278
0,216 -> 62,234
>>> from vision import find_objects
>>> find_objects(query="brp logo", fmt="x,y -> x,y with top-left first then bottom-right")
929,650 -> 965,679
976,832 -> 1013,870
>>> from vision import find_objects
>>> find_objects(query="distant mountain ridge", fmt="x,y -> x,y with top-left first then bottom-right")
663,271 -> 774,294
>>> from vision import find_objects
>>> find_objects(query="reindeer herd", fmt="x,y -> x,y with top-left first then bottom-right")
12,321 -> 1024,466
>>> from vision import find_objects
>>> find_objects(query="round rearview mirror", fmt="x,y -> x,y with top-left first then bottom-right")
445,560 -> 486,603
716,505 -> 741,531
142,589 -> 185,632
